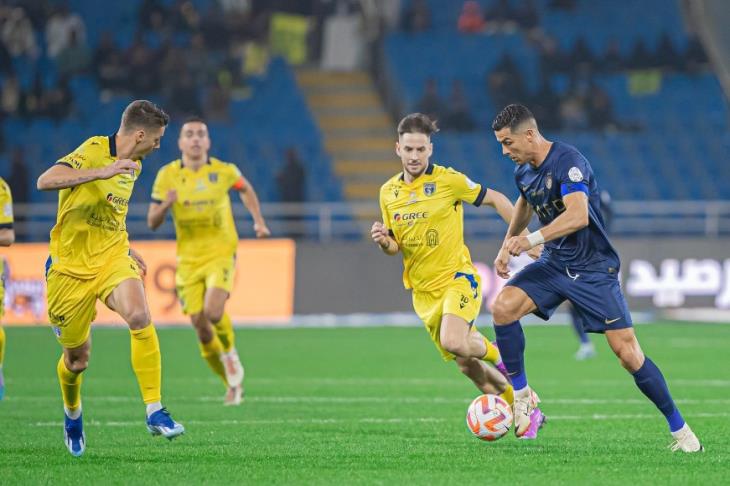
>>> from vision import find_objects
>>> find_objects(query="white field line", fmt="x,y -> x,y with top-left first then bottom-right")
9,396 -> 730,405
8,377 -> 730,388
30,412 -> 730,428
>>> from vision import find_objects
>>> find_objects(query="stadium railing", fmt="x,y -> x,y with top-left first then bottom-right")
10,201 -> 730,242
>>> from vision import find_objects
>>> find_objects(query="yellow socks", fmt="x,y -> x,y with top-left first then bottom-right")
0,325 -> 5,366
199,335 -> 227,385
500,384 -> 515,406
130,324 -> 162,404
57,355 -> 82,411
212,313 -> 235,353
481,336 -> 502,366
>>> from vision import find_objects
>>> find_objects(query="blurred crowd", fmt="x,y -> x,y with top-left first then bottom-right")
407,0 -> 709,132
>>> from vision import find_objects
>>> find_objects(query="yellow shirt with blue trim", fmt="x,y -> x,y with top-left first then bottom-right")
0,177 -> 13,280
49,135 -> 138,278
379,163 -> 487,292
151,157 -> 244,267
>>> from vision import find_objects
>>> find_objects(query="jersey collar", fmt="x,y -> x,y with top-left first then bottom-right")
108,133 -> 117,157
179,157 -> 212,169
399,162 -> 434,182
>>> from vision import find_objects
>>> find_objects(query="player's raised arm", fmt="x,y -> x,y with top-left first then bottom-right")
37,159 -> 140,191
235,176 -> 270,238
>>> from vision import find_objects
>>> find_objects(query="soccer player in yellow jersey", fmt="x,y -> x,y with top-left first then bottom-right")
0,177 -> 15,401
36,100 -> 184,457
372,114 -> 545,438
148,117 -> 270,406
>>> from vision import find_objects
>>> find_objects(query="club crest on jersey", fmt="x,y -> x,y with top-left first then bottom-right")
423,182 -> 436,197
209,172 -> 218,183
545,173 -> 553,190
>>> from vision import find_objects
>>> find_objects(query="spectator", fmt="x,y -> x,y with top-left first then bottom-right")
415,78 -> 446,121
684,35 -> 708,72
56,28 -> 92,77
401,0 -> 430,33
1,7 -> 39,59
587,83 -> 616,131
7,147 -> 28,203
20,71 -> 46,118
167,71 -> 201,117
443,80 -> 476,131
0,36 -> 11,74
126,32 -> 159,94
570,35 -> 595,70
514,0 -> 539,32
485,0 -> 517,33
45,77 -> 73,121
172,0 -> 202,32
654,32 -> 680,70
538,35 -> 566,79
204,81 -> 231,122
1,72 -> 21,116
488,52 -> 527,109
559,92 -> 588,130
529,79 -> 561,131
186,33 -> 216,85
600,39 -> 624,73
97,50 -> 129,94
138,0 -> 169,30
458,1 -> 486,34
276,147 -> 306,203
45,4 -> 86,58
628,39 -> 652,70
200,2 -> 230,50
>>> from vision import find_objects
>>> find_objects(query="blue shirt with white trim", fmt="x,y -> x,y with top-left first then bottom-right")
514,141 -> 618,269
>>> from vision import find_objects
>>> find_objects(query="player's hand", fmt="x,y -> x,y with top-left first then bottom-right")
254,222 -> 271,238
129,248 -> 147,277
505,236 -> 531,257
103,159 -> 140,179
165,190 -> 178,205
494,248 -> 511,279
371,222 -> 389,248
527,243 -> 543,260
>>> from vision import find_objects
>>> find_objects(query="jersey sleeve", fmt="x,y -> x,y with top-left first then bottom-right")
0,180 -> 13,227
56,140 -> 93,169
555,151 -> 591,197
151,167 -> 170,203
444,168 -> 487,206
225,163 -> 246,191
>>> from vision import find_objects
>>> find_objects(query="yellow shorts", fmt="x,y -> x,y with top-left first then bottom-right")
46,256 -> 141,348
176,255 -> 235,315
412,273 -> 483,361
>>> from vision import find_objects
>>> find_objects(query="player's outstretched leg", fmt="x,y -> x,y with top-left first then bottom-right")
569,305 -> 595,360
108,279 -> 184,440
606,328 -> 703,452
58,349 -> 87,456
492,286 -> 541,437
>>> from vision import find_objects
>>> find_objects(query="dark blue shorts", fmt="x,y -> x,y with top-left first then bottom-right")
507,258 -> 633,333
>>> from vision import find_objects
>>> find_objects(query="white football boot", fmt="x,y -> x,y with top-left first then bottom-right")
669,424 -> 704,452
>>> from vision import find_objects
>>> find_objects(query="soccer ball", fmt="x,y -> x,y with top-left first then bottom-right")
466,394 -> 513,441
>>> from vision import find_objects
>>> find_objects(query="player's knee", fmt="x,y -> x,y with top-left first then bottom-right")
441,335 -> 467,357
67,354 -> 89,373
203,306 -> 223,325
125,308 -> 151,329
492,293 -> 519,324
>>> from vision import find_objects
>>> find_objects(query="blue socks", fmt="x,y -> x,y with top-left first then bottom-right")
494,321 -> 527,390
632,357 -> 685,432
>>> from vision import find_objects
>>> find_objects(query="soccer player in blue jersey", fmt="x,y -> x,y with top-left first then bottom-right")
489,104 -> 702,452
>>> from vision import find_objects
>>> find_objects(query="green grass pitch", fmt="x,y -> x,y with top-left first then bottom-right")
1,323 -> 728,485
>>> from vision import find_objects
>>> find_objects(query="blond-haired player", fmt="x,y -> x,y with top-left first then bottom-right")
148,117 -> 270,405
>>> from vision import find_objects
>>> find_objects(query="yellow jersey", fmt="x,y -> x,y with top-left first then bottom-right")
151,157 -> 244,266
379,163 -> 487,292
0,177 -> 13,279
49,135 -> 138,278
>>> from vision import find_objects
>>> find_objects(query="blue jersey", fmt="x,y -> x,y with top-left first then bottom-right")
514,141 -> 618,270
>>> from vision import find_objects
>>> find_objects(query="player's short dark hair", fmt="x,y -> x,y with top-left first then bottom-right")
397,113 -> 439,137
120,100 -> 170,132
491,104 -> 536,131
181,116 -> 206,126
